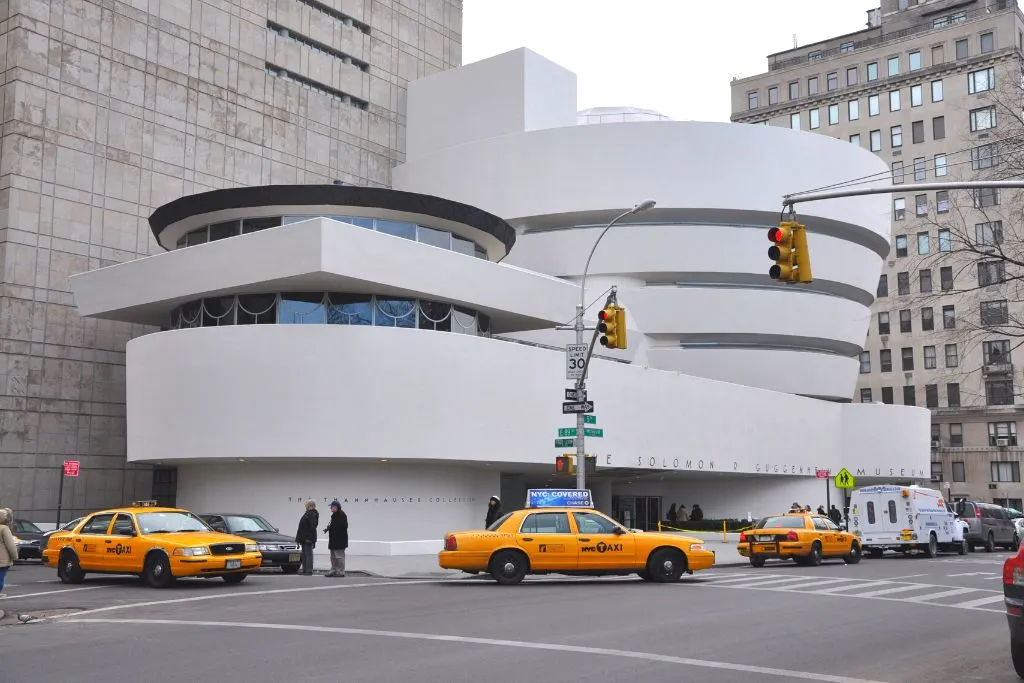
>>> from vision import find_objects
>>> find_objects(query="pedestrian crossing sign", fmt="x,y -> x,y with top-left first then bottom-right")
834,468 -> 855,489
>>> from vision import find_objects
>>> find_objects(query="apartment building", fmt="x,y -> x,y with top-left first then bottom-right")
731,0 -> 1024,508
0,0 -> 463,518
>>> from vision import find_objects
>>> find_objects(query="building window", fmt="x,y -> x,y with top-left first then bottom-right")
867,62 -> 878,81
892,161 -> 904,184
878,311 -> 891,335
950,424 -> 964,447
827,72 -> 838,91
897,271 -> 910,295
984,339 -> 1011,365
790,112 -> 801,130
848,100 -> 860,120
889,90 -> 901,112
971,106 -> 996,132
974,187 -> 1000,208
987,380 -> 1015,406
925,384 -> 939,408
916,195 -> 928,217
932,116 -> 945,140
902,347 -> 914,371
847,66 -> 858,85
870,129 -> 882,151
956,39 -> 968,59
911,84 -> 923,107
919,268 -> 932,292
917,232 -> 930,255
921,307 -> 934,331
992,461 -> 1021,482
789,81 -> 799,100
909,50 -> 922,71
894,198 -> 906,221
945,343 -> 959,368
937,193 -> 950,214
900,308 -> 913,333
748,92 -> 758,110
989,422 -> 1017,446
952,461 -> 966,481
981,299 -> 1009,325
979,261 -> 1006,286
903,385 -> 917,406
969,67 -> 995,94
809,108 -> 820,129
976,221 -> 1004,247
860,351 -> 871,373
948,383 -> 961,408
972,143 -> 998,170
942,305 -> 956,329
980,32 -> 995,54
888,56 -> 900,76
896,235 -> 908,257
768,86 -> 779,105
808,76 -> 819,94
877,274 -> 888,298
940,266 -> 953,291
924,345 -> 937,369
914,157 -> 926,181
881,386 -> 894,404
931,79 -> 943,102
828,104 -> 839,125
912,120 -> 924,143
891,125 -> 903,148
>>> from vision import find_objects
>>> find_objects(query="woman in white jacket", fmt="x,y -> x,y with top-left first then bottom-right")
0,508 -> 19,598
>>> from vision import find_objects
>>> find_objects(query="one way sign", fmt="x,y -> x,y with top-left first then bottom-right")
562,401 -> 595,414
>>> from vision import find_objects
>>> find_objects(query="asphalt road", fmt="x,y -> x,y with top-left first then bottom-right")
1,550 -> 1020,683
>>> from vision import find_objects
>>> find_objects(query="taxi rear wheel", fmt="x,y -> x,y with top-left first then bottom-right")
489,550 -> 528,585
647,548 -> 686,583
58,551 -> 84,584
144,553 -> 174,588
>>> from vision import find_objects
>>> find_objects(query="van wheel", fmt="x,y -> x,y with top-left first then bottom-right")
985,532 -> 996,553
924,533 -> 938,558
806,542 -> 822,566
843,543 -> 862,564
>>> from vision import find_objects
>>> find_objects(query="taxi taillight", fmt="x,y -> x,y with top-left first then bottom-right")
786,531 -> 799,541
444,534 -> 457,551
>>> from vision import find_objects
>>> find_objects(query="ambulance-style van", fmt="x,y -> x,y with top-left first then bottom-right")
848,484 -> 967,557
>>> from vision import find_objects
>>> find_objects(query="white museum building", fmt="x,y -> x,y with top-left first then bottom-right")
69,49 -> 930,555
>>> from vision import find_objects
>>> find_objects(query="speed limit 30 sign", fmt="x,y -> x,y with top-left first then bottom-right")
565,344 -> 588,380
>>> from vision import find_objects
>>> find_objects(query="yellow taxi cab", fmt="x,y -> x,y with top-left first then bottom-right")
438,489 -> 716,584
738,511 -> 862,567
42,501 -> 263,587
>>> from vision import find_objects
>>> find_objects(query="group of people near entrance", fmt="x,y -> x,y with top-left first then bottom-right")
295,499 -> 349,576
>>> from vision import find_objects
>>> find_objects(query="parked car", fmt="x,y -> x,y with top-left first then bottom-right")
955,500 -> 1017,551
11,519 -> 46,561
199,513 -> 302,574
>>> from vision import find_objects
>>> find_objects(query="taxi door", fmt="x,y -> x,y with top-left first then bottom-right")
107,513 -> 143,572
516,511 -> 578,571
572,511 -> 637,570
811,516 -> 843,556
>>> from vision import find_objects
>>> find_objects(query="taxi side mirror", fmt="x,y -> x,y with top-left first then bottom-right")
613,527 -> 626,535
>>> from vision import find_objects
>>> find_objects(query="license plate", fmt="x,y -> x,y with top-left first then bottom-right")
225,559 -> 241,570
288,553 -> 300,563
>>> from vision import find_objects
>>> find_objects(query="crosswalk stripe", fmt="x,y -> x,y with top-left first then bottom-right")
809,580 -> 894,595
851,584 -> 938,598
902,587 -> 979,603
952,594 -> 1006,609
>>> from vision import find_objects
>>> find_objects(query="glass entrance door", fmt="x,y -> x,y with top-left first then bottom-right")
612,495 -> 662,531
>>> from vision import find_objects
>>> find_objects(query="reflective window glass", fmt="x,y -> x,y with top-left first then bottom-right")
327,294 -> 373,325
279,293 -> 326,324
374,220 -> 416,240
375,298 -> 416,328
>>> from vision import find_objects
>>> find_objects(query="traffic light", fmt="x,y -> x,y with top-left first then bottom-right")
767,221 -> 813,283
555,455 -> 576,475
598,305 -> 627,349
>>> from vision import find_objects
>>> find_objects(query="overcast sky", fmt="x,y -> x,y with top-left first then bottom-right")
462,0 -> 875,122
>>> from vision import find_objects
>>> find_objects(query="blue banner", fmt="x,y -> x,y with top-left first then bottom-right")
526,489 -> 593,508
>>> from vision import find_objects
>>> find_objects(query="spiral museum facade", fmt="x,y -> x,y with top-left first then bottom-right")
69,49 -> 930,553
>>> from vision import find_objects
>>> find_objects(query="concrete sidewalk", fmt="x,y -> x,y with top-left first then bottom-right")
330,532 -> 749,579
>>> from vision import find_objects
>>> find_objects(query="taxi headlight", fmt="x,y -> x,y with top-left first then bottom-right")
689,543 -> 705,552
172,547 -> 210,557
245,544 -> 259,553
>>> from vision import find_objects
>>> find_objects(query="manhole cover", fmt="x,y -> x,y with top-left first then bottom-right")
0,607 -> 84,625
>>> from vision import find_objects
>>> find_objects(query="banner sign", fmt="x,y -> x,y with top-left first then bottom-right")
526,489 -> 593,508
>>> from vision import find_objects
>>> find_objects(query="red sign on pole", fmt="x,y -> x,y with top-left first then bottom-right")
815,469 -> 831,479
63,460 -> 80,477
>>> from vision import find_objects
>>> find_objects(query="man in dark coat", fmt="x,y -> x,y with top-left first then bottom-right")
485,496 -> 502,528
295,500 -> 319,576
324,500 -> 348,577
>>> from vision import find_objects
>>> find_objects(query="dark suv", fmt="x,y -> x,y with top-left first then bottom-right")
956,500 -> 1017,551
200,513 -> 302,574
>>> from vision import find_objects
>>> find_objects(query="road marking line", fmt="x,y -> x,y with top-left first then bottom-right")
811,581 -> 893,595
0,586 -> 107,600
69,579 -> 455,617
952,594 -> 1007,609
61,618 -> 894,683
902,587 -> 979,603
853,584 -> 942,598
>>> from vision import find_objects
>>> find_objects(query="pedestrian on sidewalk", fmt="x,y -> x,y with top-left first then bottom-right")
485,496 -> 502,528
324,500 -> 348,578
295,500 -> 319,576
0,508 -> 18,598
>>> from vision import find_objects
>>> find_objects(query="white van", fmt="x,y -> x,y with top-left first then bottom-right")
849,484 -> 967,557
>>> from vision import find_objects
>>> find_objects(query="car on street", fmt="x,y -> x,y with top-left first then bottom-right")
199,513 -> 303,574
739,512 -> 862,566
438,489 -> 715,585
42,501 -> 263,587
11,519 -> 46,561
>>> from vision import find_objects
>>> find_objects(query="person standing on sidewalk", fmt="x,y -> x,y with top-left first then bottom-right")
324,500 -> 348,578
0,508 -> 18,598
295,500 -> 319,576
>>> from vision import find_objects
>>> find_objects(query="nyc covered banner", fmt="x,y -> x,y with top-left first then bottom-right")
526,489 -> 593,508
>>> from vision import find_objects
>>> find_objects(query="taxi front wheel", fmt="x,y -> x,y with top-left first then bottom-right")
489,550 -> 528,585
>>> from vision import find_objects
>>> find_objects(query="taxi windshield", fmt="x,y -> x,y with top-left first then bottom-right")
136,511 -> 210,534
754,516 -> 807,529
223,515 -> 276,533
